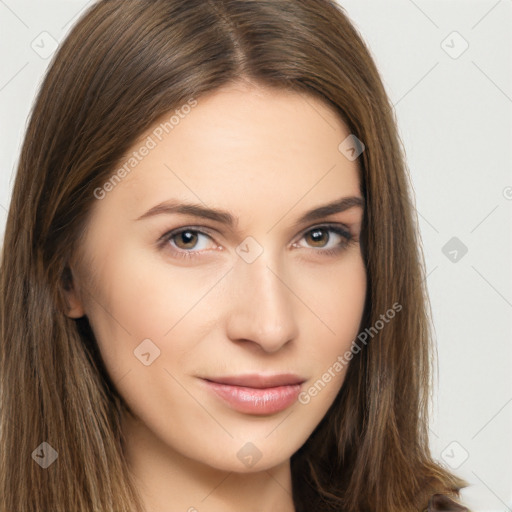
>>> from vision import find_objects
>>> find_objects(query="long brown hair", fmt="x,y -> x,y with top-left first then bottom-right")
0,1 -> 469,510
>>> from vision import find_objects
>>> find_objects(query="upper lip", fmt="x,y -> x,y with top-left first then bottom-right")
202,374 -> 305,389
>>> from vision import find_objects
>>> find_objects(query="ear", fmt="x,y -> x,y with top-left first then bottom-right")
62,264 -> 85,318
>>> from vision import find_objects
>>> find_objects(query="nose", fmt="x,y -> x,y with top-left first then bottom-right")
225,251 -> 299,353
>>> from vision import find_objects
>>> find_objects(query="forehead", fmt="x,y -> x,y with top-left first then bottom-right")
95,84 -> 362,222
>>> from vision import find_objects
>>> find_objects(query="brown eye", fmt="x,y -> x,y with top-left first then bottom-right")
161,228 -> 215,254
295,224 -> 353,255
173,230 -> 199,250
305,228 -> 330,248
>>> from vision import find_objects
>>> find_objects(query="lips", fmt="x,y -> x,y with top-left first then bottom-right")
200,374 -> 305,415
203,374 -> 305,389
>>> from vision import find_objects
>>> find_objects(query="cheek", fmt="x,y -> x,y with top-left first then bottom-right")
302,252 -> 367,353
82,244 -> 222,378
297,253 -> 366,401
334,260 -> 367,346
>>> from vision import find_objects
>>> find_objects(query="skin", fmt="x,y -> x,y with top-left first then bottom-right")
65,81 -> 367,512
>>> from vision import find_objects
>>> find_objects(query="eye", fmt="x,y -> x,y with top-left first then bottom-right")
161,228 -> 216,257
293,224 -> 354,255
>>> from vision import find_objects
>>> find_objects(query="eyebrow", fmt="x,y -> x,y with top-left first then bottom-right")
135,195 -> 365,228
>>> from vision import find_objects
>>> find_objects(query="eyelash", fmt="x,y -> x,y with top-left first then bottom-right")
158,224 -> 355,261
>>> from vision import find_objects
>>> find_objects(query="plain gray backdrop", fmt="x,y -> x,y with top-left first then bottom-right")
1,1 -> 511,510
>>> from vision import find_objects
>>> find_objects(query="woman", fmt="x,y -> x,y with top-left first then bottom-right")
0,0 -> 470,511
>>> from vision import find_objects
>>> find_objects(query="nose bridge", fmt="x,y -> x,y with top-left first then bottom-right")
226,247 -> 298,352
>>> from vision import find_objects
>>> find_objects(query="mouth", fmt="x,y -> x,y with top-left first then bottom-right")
200,374 -> 306,415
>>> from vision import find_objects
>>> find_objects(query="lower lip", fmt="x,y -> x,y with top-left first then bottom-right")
202,380 -> 302,415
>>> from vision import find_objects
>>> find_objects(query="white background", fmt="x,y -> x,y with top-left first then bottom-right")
1,1 -> 511,510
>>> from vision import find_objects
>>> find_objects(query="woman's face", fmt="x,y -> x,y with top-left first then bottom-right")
67,82 -> 366,473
